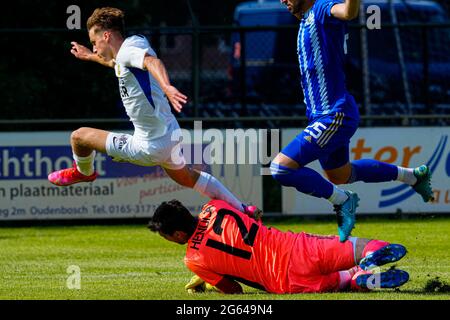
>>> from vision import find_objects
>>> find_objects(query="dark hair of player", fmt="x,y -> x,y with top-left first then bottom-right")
87,7 -> 125,36
148,200 -> 197,236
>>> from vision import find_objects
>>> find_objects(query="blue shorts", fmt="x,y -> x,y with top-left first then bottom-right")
281,112 -> 359,170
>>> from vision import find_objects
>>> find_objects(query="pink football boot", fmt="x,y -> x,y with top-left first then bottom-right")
48,162 -> 98,186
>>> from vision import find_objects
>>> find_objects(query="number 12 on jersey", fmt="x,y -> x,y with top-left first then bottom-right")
205,209 -> 259,260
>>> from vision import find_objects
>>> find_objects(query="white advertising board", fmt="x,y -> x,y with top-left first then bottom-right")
282,127 -> 450,214
0,131 -> 262,220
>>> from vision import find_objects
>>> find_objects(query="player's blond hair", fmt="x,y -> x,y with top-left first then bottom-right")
87,7 -> 125,36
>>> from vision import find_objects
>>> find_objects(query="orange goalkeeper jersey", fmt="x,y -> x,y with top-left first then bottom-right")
184,199 -> 299,293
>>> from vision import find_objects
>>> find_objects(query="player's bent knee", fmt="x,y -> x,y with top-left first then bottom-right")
71,129 -> 84,145
270,162 -> 291,183
71,128 -> 93,146
269,162 -> 280,179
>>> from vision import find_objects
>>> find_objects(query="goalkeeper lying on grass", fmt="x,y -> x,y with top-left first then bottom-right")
148,199 -> 409,294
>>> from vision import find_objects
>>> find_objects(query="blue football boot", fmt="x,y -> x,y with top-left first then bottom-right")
359,244 -> 407,271
412,165 -> 434,202
334,191 -> 360,242
355,269 -> 410,290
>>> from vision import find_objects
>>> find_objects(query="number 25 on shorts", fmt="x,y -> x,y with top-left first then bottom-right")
304,122 -> 327,139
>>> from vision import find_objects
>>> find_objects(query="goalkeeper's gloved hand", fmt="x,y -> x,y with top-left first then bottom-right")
185,275 -> 206,293
185,275 -> 220,294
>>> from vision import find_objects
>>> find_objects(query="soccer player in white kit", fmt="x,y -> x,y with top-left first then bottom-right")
48,7 -> 261,218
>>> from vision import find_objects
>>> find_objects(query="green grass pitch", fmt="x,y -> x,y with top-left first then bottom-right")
0,216 -> 449,300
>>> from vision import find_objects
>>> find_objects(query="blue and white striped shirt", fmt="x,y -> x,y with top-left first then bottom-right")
297,0 -> 357,120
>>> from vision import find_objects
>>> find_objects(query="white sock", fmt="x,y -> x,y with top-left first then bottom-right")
327,186 -> 349,205
193,171 -> 244,212
73,151 -> 96,176
397,167 -> 417,185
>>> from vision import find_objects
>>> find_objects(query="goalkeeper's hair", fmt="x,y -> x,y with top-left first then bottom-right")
87,7 -> 125,36
148,199 -> 197,236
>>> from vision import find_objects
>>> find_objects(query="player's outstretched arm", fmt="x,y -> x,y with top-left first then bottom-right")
143,54 -> 188,113
70,42 -> 115,68
331,0 -> 360,21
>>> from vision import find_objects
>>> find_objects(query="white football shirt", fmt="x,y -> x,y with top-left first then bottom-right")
114,35 -> 177,140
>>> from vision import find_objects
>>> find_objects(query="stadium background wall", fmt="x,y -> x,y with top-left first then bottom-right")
0,128 -> 449,221
0,131 -> 262,221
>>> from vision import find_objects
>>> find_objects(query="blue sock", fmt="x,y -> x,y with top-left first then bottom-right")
270,162 -> 334,199
349,159 -> 398,183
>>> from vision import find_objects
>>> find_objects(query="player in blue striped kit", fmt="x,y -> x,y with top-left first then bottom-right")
272,0 -> 434,241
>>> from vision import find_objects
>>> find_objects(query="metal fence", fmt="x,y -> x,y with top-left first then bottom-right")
1,21 -> 449,215
0,22 -> 449,131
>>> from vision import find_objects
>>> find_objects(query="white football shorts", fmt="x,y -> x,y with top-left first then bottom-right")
105,121 -> 186,170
